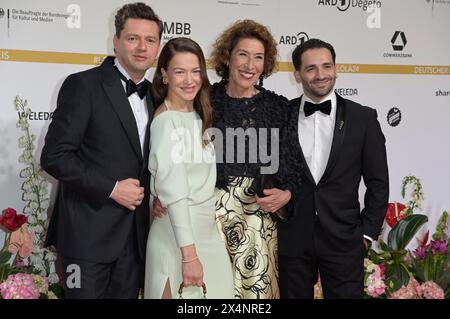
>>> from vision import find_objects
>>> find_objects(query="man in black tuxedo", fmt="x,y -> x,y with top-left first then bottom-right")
278,39 -> 389,298
40,3 -> 162,298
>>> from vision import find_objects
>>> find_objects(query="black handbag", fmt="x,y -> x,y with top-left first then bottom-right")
251,174 -> 292,221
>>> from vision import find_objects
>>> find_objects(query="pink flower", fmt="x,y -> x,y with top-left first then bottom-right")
8,223 -> 34,258
430,240 -> 448,256
402,253 -> 413,267
413,245 -> 427,259
364,259 -> 386,298
419,281 -> 445,299
0,273 -> 41,299
379,264 -> 386,277
388,278 -> 421,299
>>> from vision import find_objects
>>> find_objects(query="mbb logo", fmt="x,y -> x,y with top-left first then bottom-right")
66,4 -> 81,29
163,21 -> 191,35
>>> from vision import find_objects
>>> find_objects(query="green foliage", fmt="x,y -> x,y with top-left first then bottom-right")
388,215 -> 428,250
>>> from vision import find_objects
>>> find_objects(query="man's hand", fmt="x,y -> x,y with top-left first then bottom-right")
256,188 -> 291,213
363,238 -> 370,250
111,178 -> 144,211
152,197 -> 167,218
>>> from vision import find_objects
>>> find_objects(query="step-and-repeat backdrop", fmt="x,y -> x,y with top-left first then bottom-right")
1,0 -> 449,243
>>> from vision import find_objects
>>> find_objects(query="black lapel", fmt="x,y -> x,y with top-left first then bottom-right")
292,95 -> 316,185
318,93 -> 347,185
141,85 -> 154,173
101,57 -> 143,162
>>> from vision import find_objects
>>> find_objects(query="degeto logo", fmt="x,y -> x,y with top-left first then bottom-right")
391,31 -> 407,51
318,0 -> 382,12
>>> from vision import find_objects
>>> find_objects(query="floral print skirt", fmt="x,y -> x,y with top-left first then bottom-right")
215,177 -> 279,299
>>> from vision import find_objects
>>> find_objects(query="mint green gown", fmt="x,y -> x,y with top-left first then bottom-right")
144,109 -> 233,299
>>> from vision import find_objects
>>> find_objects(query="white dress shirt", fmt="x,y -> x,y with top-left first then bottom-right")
298,92 -> 336,184
114,58 -> 149,154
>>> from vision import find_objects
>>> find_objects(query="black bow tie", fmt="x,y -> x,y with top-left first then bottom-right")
114,66 -> 149,99
304,100 -> 332,117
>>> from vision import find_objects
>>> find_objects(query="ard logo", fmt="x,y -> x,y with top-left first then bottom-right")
0,8 -> 5,19
279,32 -> 309,46
337,0 -> 351,11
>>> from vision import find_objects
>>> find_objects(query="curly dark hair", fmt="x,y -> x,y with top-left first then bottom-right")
291,38 -> 336,71
114,2 -> 163,39
210,19 -> 278,80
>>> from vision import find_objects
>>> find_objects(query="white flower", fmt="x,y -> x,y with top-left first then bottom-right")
38,211 -> 48,221
33,262 -> 46,273
34,225 -> 44,234
29,253 -> 42,265
45,252 -> 57,262
48,272 -> 59,285
28,215 -> 36,228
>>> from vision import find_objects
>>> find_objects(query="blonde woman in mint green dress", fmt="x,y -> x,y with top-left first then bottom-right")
144,37 -> 233,299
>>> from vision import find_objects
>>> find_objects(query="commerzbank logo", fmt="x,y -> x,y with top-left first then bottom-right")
318,0 -> 382,12
383,30 -> 412,58
391,31 -> 407,51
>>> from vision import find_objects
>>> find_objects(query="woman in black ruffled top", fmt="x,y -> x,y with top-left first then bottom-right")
210,20 -> 301,299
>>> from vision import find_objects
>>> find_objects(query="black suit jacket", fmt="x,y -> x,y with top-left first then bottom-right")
278,94 -> 389,257
41,57 -> 153,263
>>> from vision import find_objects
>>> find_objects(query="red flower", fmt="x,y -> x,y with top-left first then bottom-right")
379,264 -> 386,277
385,202 -> 407,227
0,208 -> 28,232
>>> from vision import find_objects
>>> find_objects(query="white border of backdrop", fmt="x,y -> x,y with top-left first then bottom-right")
1,0 -> 449,245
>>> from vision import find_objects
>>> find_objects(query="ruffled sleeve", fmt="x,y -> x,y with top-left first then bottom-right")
148,113 -> 194,248
272,96 -> 303,193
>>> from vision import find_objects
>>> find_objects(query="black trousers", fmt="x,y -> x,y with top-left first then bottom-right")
279,218 -> 364,299
60,228 -> 143,299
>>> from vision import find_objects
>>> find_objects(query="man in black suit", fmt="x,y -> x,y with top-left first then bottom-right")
40,3 -> 162,298
278,39 -> 389,298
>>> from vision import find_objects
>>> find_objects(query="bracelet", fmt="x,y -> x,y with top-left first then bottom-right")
182,256 -> 199,263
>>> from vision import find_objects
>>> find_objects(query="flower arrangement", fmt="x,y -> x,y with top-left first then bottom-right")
364,176 -> 449,299
0,96 -> 61,299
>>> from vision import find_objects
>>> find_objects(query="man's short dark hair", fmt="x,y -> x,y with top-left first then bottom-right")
115,2 -> 163,39
291,38 -> 336,71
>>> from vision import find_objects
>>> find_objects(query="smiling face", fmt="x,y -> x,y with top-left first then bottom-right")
113,18 -> 160,82
227,37 -> 265,97
162,52 -> 202,107
294,48 -> 337,102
